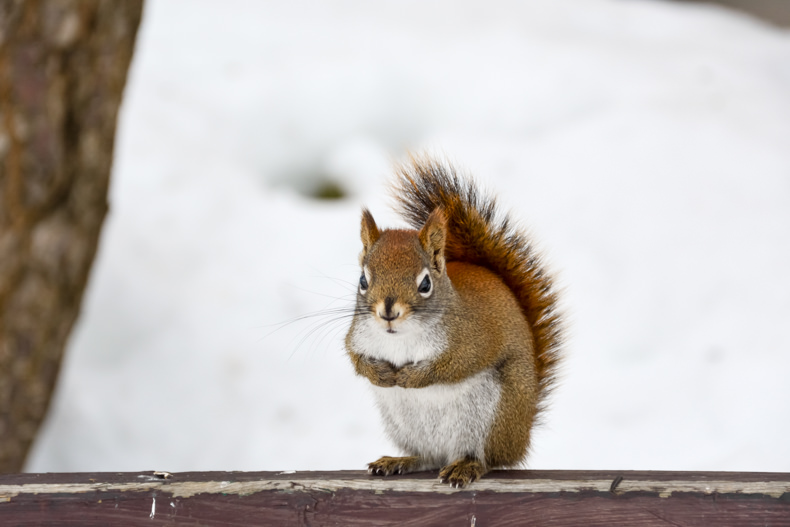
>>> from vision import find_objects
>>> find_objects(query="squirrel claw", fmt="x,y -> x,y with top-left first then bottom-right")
368,456 -> 419,477
438,458 -> 484,488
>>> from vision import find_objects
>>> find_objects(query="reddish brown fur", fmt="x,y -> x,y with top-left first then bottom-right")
445,262 -> 537,466
392,154 -> 563,421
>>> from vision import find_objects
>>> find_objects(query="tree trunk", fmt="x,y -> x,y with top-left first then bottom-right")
0,0 -> 143,473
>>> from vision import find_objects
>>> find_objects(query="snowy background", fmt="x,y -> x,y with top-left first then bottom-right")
27,0 -> 790,473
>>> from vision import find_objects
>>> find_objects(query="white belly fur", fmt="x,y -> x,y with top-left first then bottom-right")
371,369 -> 501,468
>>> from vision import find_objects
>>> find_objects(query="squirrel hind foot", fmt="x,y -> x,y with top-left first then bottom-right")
438,457 -> 486,488
367,455 -> 421,476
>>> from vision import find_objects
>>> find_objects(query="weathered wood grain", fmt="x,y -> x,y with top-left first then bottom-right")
0,470 -> 788,526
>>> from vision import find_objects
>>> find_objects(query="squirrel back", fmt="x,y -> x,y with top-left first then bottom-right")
391,154 -> 563,416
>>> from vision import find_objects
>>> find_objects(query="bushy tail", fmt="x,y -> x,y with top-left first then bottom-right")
392,154 -> 563,415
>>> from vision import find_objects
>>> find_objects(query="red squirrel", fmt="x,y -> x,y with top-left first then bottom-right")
345,155 -> 562,488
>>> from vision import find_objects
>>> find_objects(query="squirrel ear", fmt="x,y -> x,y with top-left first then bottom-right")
360,208 -> 380,263
419,208 -> 446,273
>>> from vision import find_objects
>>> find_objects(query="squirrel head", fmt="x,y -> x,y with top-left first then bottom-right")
356,207 -> 450,335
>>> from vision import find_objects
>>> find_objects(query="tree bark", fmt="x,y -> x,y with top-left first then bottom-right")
0,0 -> 143,473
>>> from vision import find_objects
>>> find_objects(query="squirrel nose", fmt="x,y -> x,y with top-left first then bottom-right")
379,297 -> 400,321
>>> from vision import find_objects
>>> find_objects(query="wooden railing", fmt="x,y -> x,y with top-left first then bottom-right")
1,470 -> 788,525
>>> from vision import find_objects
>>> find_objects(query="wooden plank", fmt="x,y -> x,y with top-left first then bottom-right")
0,470 -> 788,526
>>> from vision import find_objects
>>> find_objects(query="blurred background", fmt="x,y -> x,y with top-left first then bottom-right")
17,0 -> 790,473
679,0 -> 790,27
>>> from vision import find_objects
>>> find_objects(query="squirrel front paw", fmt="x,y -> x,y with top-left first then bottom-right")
395,361 -> 431,389
354,355 -> 397,387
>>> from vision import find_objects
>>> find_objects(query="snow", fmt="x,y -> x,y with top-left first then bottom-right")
27,0 -> 790,473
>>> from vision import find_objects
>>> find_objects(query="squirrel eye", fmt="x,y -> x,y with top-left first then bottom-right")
359,273 -> 368,292
418,274 -> 432,295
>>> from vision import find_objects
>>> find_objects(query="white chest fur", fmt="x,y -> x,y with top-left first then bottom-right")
348,316 -> 447,368
371,369 -> 501,468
